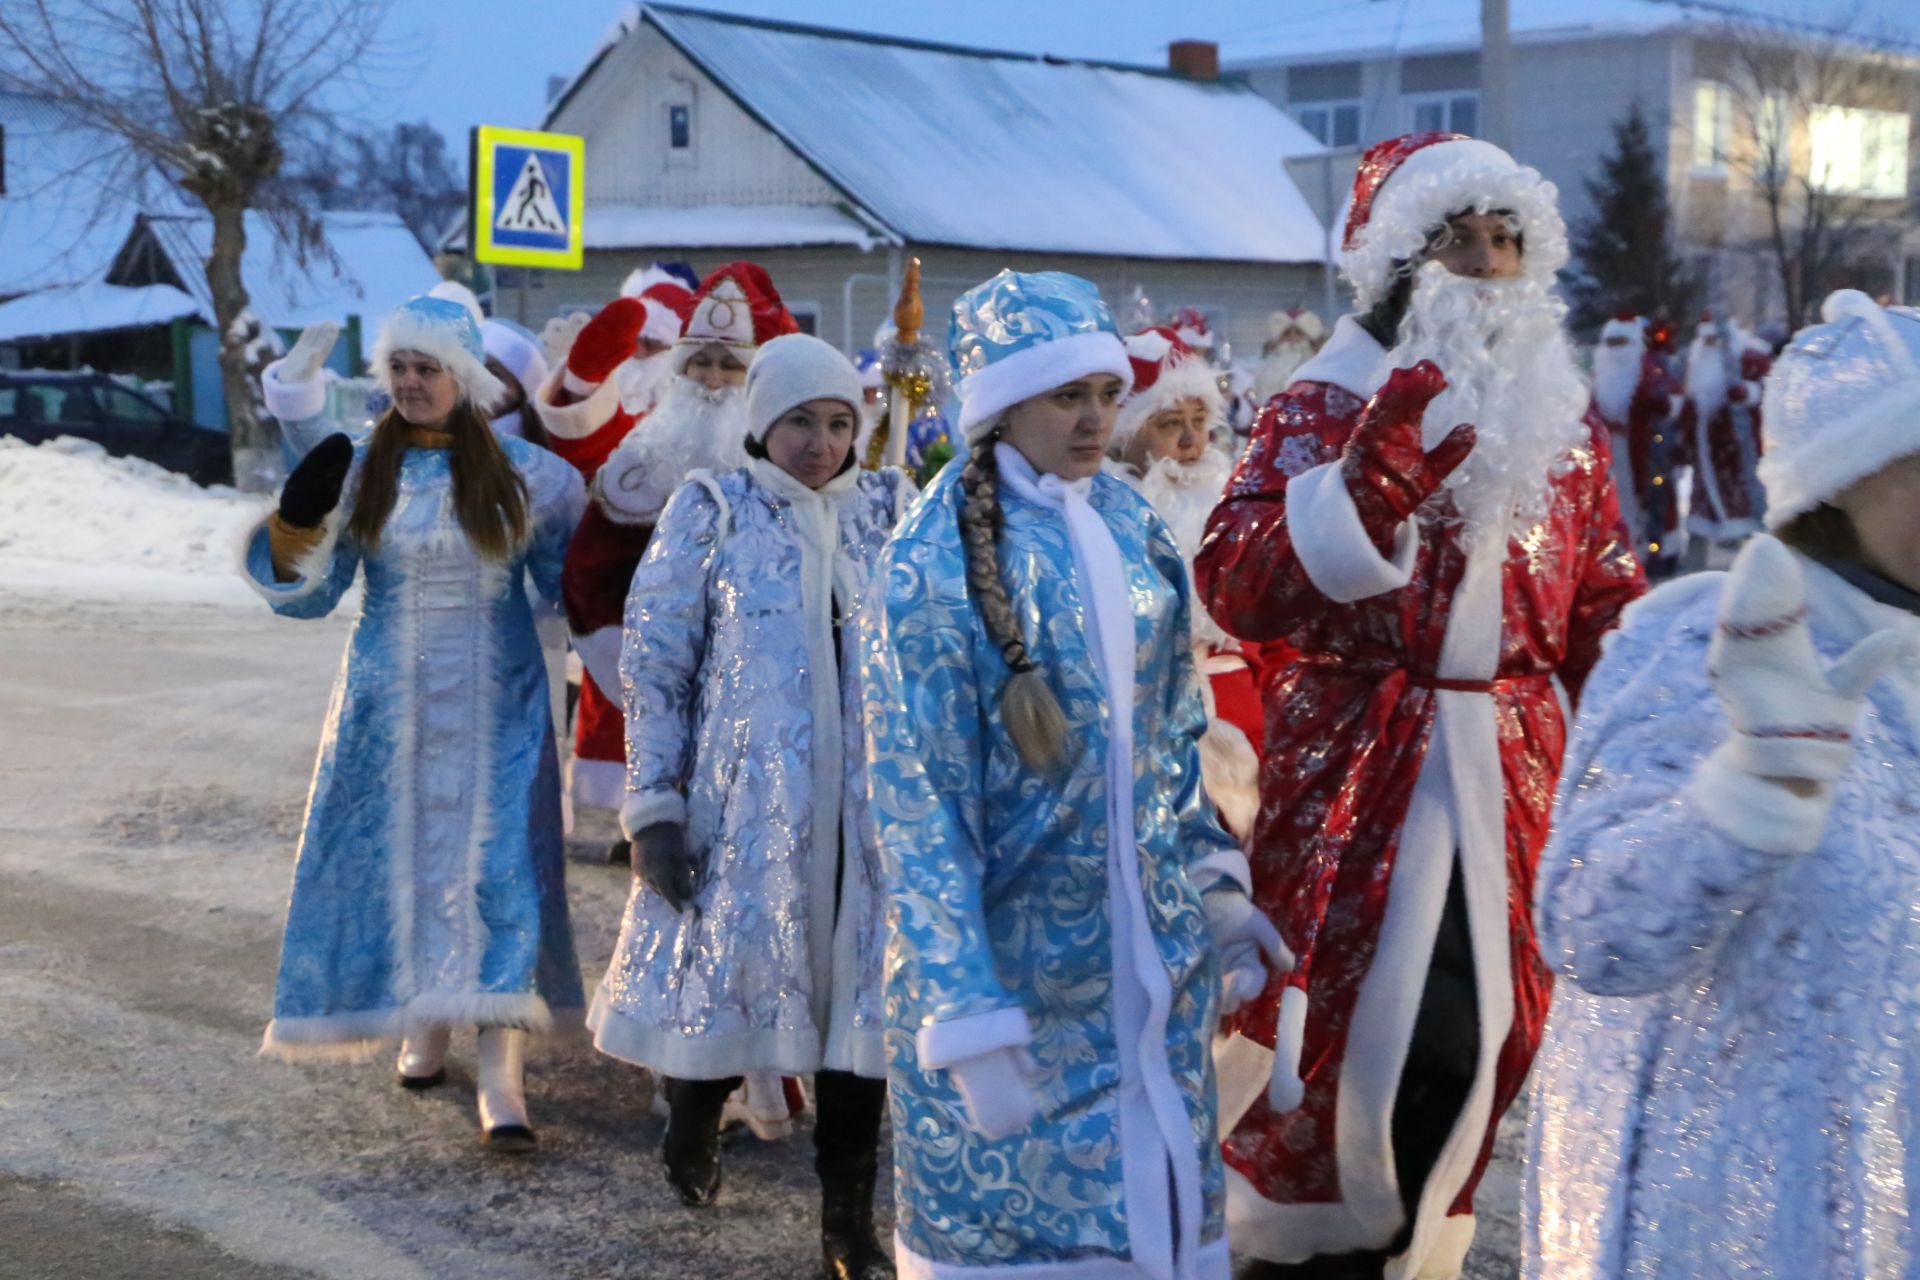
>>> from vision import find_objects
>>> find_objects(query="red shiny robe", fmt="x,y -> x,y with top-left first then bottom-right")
1194,345 -> 1645,1271
1598,353 -> 1687,567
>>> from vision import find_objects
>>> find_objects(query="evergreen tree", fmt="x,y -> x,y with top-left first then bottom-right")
1567,103 -> 1701,338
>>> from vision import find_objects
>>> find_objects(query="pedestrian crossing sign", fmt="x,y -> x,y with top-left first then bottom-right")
471,125 -> 586,270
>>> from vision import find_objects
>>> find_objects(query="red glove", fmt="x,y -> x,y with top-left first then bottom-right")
1340,360 -> 1477,547
566,297 -> 648,386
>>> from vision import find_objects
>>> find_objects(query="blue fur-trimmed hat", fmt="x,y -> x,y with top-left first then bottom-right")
948,270 -> 1133,443
371,294 -> 506,409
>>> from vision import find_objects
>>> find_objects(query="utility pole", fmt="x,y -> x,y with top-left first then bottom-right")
1481,0 -> 1513,148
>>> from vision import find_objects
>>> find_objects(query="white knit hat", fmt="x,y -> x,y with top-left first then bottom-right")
1760,290 -> 1920,529
745,333 -> 865,442
480,319 -> 549,397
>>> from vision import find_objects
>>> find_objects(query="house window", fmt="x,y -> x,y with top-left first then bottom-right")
1904,256 -> 1920,306
787,303 -> 821,337
1295,101 -> 1362,147
668,104 -> 691,150
1411,94 -> 1479,136
1756,92 -> 1792,182
1693,80 -> 1732,173
1809,104 -> 1909,198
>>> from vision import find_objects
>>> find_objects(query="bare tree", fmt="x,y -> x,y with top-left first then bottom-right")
1688,7 -> 1918,327
0,0 -> 390,484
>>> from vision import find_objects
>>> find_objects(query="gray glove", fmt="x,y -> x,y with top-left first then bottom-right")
633,821 -> 696,912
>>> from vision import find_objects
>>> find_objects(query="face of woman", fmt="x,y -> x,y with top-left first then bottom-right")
1124,396 -> 1212,469
1002,374 -> 1125,481
388,350 -> 460,426
1426,211 -> 1524,281
683,344 -> 748,390
1836,451 -> 1920,593
763,398 -> 858,489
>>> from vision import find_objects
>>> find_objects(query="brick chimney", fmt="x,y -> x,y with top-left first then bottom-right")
1168,40 -> 1219,81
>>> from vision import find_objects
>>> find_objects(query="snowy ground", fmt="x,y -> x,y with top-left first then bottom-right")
0,439 -> 1522,1279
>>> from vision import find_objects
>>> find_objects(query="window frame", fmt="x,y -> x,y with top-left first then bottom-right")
1408,92 -> 1480,137
1293,99 -> 1363,148
1692,79 -> 1733,175
1808,102 -> 1910,199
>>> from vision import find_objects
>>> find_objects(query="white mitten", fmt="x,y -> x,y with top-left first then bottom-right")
1708,536 -> 1907,785
282,321 -> 340,384
948,1047 -> 1041,1141
1204,888 -> 1293,1017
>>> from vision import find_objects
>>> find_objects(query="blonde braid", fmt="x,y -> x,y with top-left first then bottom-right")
959,436 -> 1068,773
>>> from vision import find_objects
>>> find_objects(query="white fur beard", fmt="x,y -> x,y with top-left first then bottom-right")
636,376 -> 750,483
1590,343 -> 1642,426
616,351 -> 675,416
1135,450 -> 1233,565
1376,266 -> 1589,542
1686,340 -> 1729,422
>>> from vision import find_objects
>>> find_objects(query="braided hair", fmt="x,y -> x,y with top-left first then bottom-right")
958,431 -> 1068,772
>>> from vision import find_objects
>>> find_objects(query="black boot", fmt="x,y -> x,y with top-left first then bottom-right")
661,1075 -> 738,1207
607,839 -> 632,866
819,1155 -> 893,1280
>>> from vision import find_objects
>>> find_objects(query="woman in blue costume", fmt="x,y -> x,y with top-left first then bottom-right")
242,294 -> 586,1152
861,270 -> 1291,1279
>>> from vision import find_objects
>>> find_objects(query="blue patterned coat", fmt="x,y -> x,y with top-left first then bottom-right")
244,430 -> 587,1059
1529,561 -> 1920,1278
862,455 -> 1243,1279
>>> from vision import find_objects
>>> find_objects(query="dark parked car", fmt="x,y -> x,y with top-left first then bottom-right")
0,370 -> 234,487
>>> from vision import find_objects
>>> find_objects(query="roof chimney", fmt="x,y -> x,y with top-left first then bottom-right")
1168,40 -> 1219,81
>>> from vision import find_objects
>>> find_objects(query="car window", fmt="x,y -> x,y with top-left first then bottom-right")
56,386 -> 101,424
98,385 -> 167,426
0,386 -> 14,416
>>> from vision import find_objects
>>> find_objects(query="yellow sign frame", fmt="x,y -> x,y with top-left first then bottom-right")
472,125 -> 586,270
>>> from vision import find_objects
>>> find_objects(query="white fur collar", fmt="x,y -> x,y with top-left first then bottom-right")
1284,314 -> 1384,400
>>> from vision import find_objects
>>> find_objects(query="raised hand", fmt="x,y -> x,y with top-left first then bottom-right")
633,820 -> 697,912
282,321 -> 340,385
1709,535 -> 1909,786
566,297 -> 648,387
278,432 -> 354,529
1340,360 -> 1477,531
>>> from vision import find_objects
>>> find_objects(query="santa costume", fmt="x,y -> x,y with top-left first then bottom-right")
1528,291 -> 1920,1279
1195,133 -> 1646,1279
1108,325 -> 1262,836
1683,311 -> 1769,553
1590,312 -> 1687,577
1252,309 -> 1329,407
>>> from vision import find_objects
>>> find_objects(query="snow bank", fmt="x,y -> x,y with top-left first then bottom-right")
0,435 -> 269,604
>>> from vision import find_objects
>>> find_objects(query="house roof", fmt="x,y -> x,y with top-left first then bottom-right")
1227,0 -> 1920,65
548,4 -> 1329,264
0,91 -> 164,297
107,211 -> 443,355
0,282 -> 200,343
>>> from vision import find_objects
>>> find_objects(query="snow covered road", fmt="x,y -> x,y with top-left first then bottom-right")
0,593 -> 1522,1279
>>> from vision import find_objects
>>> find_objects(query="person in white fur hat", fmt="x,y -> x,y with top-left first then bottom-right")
1527,290 -> 1920,1279
1106,324 -> 1262,837
1197,131 -> 1646,1279
591,332 -> 911,1279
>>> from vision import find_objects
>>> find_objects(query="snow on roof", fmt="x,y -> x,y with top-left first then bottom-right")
124,211 -> 443,355
0,282 -> 201,343
569,5 -> 1328,263
583,202 -> 881,250
1228,0 -> 1920,64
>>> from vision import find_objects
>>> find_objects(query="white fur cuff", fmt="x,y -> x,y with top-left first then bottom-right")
1268,985 -> 1309,1113
1688,746 -> 1834,857
262,358 -> 329,424
619,789 -> 687,840
915,1006 -> 1032,1071
1189,848 -> 1254,898
534,363 -> 625,441
1285,460 -> 1419,603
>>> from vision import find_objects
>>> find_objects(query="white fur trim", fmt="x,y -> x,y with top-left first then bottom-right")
1112,355 -> 1227,453
372,311 -> 506,411
261,358 -> 328,423
640,303 -> 683,347
1344,138 -> 1567,308
1687,748 -> 1835,857
619,789 -> 687,840
482,320 -> 548,393
894,1231 -> 1231,1280
915,1006 -> 1032,1070
567,754 -> 625,811
1761,379 -> 1920,528
1226,1171 -> 1476,1277
242,507 -> 346,605
1188,847 -> 1254,898
1267,984 -> 1309,1113
259,992 -> 558,1062
1286,314 -> 1385,400
1198,718 -> 1261,837
1284,460 -> 1419,603
588,985 -> 855,1077
956,330 -> 1133,440
534,363 -> 625,442
572,625 -> 623,703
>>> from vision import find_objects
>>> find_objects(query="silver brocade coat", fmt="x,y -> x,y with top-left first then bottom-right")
587,458 -> 914,1081
1528,562 -> 1920,1278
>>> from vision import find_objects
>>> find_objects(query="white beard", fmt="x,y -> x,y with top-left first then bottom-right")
1253,338 -> 1319,403
615,349 -> 676,416
1685,337 -> 1730,422
1590,341 -> 1643,427
1131,448 -> 1235,650
598,376 -> 750,521
1374,265 -> 1590,544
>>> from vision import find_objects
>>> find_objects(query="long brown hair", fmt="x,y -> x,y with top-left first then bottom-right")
346,401 -> 530,560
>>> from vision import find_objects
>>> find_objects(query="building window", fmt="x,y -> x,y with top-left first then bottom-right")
1295,101 -> 1362,147
1904,256 -> 1920,306
1693,80 -> 1732,173
668,104 -> 691,150
1755,92 -> 1792,183
786,303 -> 820,337
1410,94 -> 1479,136
1809,104 -> 1909,198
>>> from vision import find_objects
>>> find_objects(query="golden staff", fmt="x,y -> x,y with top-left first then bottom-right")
866,258 -> 933,470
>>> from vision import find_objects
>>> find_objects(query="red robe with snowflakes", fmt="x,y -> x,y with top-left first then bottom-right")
531,371 -> 650,812
1685,342 -> 1769,543
1193,317 -> 1645,1275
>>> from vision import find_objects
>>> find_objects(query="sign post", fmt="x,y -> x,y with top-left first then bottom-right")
469,126 -> 587,296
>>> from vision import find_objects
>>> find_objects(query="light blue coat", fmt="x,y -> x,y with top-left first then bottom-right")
861,451 -> 1244,1279
244,429 -> 587,1058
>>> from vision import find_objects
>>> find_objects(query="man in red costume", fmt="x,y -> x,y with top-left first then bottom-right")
1591,312 -> 1688,579
1683,310 -> 1769,564
531,267 -> 698,844
1195,133 -> 1646,1280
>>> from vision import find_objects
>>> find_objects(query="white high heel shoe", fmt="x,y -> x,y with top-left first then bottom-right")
396,1026 -> 451,1089
476,1027 -> 535,1153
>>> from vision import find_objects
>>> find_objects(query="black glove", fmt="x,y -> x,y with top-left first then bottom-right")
279,433 -> 354,529
633,821 -> 696,912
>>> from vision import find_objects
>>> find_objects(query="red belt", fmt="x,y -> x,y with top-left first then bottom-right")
1293,653 -> 1550,695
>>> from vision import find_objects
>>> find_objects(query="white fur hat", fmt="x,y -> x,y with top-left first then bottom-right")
745,333 -> 865,442
480,318 -> 549,398
1760,290 -> 1920,529
1111,327 -> 1225,453
372,294 -> 505,410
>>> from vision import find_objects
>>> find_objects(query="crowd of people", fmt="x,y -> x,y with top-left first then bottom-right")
238,129 -> 1920,1280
